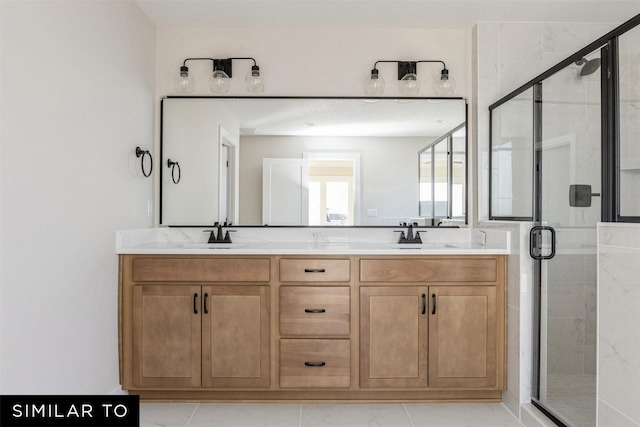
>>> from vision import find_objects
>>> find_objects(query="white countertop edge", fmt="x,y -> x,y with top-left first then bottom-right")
116,243 -> 509,255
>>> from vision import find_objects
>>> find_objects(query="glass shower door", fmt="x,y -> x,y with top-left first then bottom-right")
533,49 -> 601,427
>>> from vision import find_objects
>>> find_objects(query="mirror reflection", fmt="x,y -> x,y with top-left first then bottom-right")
161,97 -> 466,226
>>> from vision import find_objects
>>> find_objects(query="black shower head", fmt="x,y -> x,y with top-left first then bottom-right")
575,57 -> 601,76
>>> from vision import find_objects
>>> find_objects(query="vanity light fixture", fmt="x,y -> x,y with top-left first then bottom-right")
174,57 -> 264,94
365,60 -> 456,96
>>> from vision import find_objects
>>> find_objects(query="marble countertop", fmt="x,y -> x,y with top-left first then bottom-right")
117,240 -> 508,255
116,227 -> 510,255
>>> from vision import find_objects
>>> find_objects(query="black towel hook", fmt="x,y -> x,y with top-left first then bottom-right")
167,159 -> 181,184
135,147 -> 153,178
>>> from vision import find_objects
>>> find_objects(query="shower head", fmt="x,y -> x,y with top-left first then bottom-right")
575,57 -> 601,76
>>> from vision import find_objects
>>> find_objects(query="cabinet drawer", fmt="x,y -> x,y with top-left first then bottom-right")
279,259 -> 350,282
359,258 -> 497,283
280,287 -> 350,336
280,339 -> 350,388
131,257 -> 271,282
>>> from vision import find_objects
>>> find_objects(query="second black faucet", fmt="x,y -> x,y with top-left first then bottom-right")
395,222 -> 426,244
206,222 -> 236,243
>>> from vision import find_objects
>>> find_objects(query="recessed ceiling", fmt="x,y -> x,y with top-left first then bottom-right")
134,0 -> 640,29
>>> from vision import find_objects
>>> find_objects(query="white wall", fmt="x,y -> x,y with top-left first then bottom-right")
0,1 -> 155,393
156,27 -> 471,98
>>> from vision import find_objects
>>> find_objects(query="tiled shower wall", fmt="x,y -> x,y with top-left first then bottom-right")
598,223 -> 640,427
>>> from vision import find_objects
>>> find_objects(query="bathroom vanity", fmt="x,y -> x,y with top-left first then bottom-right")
117,231 -> 508,402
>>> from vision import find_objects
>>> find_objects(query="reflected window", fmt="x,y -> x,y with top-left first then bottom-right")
308,158 -> 355,226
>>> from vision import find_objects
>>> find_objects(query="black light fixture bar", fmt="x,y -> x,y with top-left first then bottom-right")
182,57 -> 259,78
175,56 -> 264,93
372,60 -> 447,79
365,59 -> 455,96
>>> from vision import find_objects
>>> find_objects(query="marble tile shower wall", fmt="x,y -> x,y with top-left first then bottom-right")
598,223 -> 640,427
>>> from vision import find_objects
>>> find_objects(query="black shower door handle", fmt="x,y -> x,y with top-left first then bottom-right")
529,226 -> 556,260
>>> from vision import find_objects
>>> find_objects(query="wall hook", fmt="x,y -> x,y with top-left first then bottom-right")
135,147 -> 153,177
167,159 -> 181,184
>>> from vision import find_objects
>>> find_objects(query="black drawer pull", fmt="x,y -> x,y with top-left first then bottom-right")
204,293 -> 209,314
304,361 -> 326,367
422,294 -> 426,315
304,309 -> 326,313
432,293 -> 437,315
304,268 -> 326,273
193,293 -> 198,314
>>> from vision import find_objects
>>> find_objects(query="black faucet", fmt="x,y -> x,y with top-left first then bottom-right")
395,222 -> 425,244
205,222 -> 235,243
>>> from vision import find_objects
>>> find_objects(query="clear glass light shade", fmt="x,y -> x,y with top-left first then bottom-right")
434,74 -> 456,96
399,73 -> 420,96
364,73 -> 385,96
174,69 -> 195,93
245,68 -> 265,93
209,70 -> 231,93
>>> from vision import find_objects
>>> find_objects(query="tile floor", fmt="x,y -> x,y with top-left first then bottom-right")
140,402 -> 525,427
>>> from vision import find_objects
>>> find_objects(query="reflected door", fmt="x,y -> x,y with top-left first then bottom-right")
262,158 -> 309,225
533,49 -> 602,427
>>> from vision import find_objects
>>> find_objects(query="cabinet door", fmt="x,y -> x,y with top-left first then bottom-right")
132,285 -> 201,388
360,286 -> 428,388
429,286 -> 497,388
201,285 -> 270,388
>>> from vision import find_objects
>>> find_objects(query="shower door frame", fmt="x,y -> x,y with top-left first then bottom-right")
530,52 -> 604,424
488,13 -> 640,427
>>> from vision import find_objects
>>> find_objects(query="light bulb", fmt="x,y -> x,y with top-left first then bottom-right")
173,66 -> 195,93
399,73 -> 420,96
434,68 -> 456,96
245,65 -> 264,93
209,69 -> 231,93
364,68 -> 385,96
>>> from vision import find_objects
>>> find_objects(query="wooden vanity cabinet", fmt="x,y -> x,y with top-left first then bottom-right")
277,257 -> 353,389
360,286 -> 428,388
359,256 -> 505,391
119,254 -> 505,401
428,285 -> 497,388
201,285 -> 270,388
131,284 -> 269,389
132,284 -> 202,388
121,256 -> 271,391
